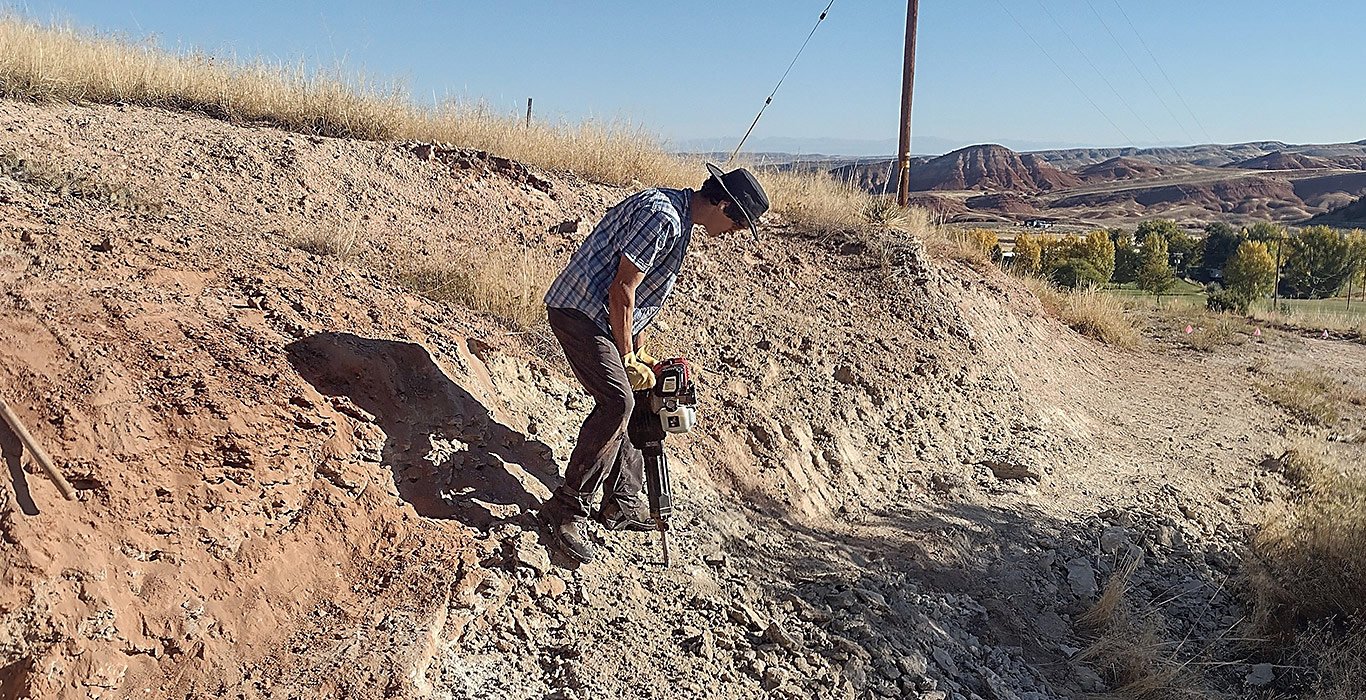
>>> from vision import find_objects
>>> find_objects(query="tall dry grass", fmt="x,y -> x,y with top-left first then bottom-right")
1078,557 -> 1213,699
399,246 -> 556,331
1019,275 -> 1140,348
1249,441 -> 1366,624
1248,305 -> 1366,338
0,15 -> 888,229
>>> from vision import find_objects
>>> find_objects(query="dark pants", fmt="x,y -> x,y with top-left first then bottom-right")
545,307 -> 645,521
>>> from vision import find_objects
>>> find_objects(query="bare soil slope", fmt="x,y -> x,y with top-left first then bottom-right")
3,100 -> 1364,700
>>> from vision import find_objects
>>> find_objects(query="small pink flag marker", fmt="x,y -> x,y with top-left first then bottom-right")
1322,329 -> 1330,339
1184,325 -> 1194,334
1253,327 -> 1262,337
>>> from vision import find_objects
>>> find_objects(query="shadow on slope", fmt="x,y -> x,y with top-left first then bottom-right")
286,332 -> 559,530
0,419 -> 39,516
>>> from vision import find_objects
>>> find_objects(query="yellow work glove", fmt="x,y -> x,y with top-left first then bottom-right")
623,351 -> 656,390
635,347 -> 658,367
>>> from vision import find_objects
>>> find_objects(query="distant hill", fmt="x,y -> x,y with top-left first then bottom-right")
1226,151 -> 1329,170
753,138 -> 1366,227
1307,195 -> 1366,226
908,144 -> 1080,193
965,192 -> 1039,214
1077,156 -> 1168,182
1052,175 -> 1303,217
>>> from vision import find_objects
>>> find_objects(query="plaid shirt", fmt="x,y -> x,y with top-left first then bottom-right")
544,188 -> 693,337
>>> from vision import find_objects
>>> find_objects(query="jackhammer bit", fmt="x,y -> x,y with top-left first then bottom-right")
627,357 -> 696,567
642,441 -> 673,566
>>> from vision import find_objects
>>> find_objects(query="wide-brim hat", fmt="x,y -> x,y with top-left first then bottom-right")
706,163 -> 769,238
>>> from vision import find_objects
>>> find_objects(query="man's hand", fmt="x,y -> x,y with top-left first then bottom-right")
623,352 -> 656,390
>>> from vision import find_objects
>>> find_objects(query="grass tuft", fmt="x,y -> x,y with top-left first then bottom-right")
1020,274 -> 1139,347
1256,370 -> 1365,426
397,246 -> 556,331
1249,442 -> 1366,625
1078,563 -> 1212,700
1183,315 -> 1248,353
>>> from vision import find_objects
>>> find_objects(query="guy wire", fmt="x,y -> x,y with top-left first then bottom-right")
729,0 -> 836,162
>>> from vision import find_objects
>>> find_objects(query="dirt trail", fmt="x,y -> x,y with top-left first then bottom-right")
2,99 -> 1364,699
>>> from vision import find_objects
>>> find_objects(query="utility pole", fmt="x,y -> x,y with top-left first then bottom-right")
526,98 -> 533,128
1272,233 -> 1284,313
896,0 -> 920,207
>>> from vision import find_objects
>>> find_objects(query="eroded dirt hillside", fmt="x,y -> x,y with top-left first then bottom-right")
2,100 -> 1364,700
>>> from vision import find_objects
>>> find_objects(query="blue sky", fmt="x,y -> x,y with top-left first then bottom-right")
8,1 -> 1364,155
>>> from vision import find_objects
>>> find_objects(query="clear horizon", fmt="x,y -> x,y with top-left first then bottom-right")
8,1 -> 1364,156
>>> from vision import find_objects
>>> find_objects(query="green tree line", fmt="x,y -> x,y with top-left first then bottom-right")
1009,219 -> 1366,312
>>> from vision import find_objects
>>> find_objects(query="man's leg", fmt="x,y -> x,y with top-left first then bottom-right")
596,434 -> 651,531
543,309 -> 635,560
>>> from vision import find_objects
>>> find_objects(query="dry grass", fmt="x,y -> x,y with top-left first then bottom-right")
289,220 -> 366,261
1078,557 -> 1213,699
920,225 -> 998,266
1256,370 -> 1366,426
1183,315 -> 1248,353
397,246 -> 556,331
1249,441 -> 1366,624
1292,627 -> 1366,700
1080,556 -> 1142,632
0,15 -> 884,231
1020,274 -> 1140,348
1249,305 -> 1366,338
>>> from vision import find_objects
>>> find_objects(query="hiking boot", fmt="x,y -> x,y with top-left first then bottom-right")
596,500 -> 654,532
547,515 -> 595,564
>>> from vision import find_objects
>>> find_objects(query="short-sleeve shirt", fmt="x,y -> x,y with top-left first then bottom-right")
544,188 -> 693,336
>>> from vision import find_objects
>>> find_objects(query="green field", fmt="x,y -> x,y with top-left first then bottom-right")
1104,282 -> 1366,331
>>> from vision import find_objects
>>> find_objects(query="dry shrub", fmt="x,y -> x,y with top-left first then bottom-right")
1256,370 -> 1364,426
759,168 -> 871,236
1020,275 -> 1139,348
921,226 -> 998,266
1184,315 -> 1247,352
1078,557 -> 1212,699
288,220 -> 365,260
1291,627 -> 1366,700
398,246 -> 556,331
1249,442 -> 1366,624
855,200 -> 935,270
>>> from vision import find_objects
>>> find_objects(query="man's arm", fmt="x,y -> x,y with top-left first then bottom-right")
608,255 -> 645,358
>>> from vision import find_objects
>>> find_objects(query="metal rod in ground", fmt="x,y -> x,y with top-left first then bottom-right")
0,394 -> 78,501
896,0 -> 920,207
661,529 -> 671,568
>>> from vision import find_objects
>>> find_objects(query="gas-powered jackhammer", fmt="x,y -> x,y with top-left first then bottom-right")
626,357 -> 697,567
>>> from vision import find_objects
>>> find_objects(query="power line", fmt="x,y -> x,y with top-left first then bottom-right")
1111,0 -> 1212,143
1034,0 -> 1162,144
1083,0 -> 1193,144
992,0 -> 1135,146
729,0 -> 837,162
